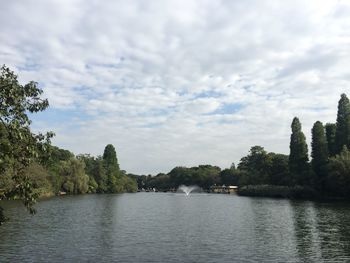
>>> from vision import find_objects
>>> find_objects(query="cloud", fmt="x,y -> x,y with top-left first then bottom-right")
1,0 -> 350,174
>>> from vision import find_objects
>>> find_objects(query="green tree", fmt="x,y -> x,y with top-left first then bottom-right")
0,65 -> 53,224
326,146 -> 350,197
88,176 -> 98,193
77,154 -> 108,193
23,162 -> 52,196
335,93 -> 350,154
60,158 -> 89,194
44,146 -> 74,194
311,121 -> 329,183
268,153 -> 290,186
168,167 -> 192,187
238,146 -> 272,185
289,117 -> 311,185
94,157 -> 108,193
103,144 -> 120,193
118,175 -> 138,192
325,123 -> 337,157
220,168 -> 239,186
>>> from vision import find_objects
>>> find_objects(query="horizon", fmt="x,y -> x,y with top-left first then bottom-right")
1,0 -> 349,174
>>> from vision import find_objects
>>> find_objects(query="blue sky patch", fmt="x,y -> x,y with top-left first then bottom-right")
206,103 -> 244,115
193,90 -> 223,99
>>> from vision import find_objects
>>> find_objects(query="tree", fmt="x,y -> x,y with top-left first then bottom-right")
0,65 -> 53,224
289,117 -> 311,185
102,144 -> 120,193
168,167 -> 191,187
311,121 -> 329,188
325,123 -> 337,157
268,153 -> 290,186
238,146 -> 272,185
94,157 -> 108,193
335,94 -> 350,154
326,146 -> 350,197
220,168 -> 239,186
60,158 -> 89,194
238,146 -> 270,172
23,162 -> 52,196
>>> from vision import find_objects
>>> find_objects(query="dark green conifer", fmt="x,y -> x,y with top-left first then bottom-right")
325,123 -> 337,157
289,117 -> 310,185
311,121 -> 329,184
103,144 -> 120,193
335,93 -> 350,154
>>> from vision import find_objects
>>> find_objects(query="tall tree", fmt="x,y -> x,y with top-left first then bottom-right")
311,121 -> 329,184
102,144 -> 120,192
289,117 -> 310,185
335,93 -> 350,154
325,123 -> 337,157
0,65 -> 53,224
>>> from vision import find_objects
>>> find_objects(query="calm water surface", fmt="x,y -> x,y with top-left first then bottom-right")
1,193 -> 350,262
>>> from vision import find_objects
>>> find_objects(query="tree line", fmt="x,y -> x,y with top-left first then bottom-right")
133,94 -> 350,199
237,93 -> 350,198
130,164 -> 238,191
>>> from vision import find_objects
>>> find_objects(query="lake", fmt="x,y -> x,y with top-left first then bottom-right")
1,193 -> 350,262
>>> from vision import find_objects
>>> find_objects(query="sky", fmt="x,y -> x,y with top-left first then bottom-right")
1,0 -> 350,174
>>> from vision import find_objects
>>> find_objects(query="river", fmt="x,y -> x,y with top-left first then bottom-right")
1,193 -> 350,262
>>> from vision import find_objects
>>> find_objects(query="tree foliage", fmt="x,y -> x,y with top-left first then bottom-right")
60,158 -> 89,194
326,146 -> 350,197
311,121 -> 328,182
289,117 -> 311,185
169,165 -> 221,189
0,65 -> 53,223
237,147 -> 290,186
103,144 -> 120,193
335,93 -> 350,153
325,123 -> 337,157
77,147 -> 137,194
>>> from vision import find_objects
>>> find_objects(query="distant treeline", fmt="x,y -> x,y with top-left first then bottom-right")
129,164 -> 238,191
132,93 -> 350,199
0,140 -> 138,197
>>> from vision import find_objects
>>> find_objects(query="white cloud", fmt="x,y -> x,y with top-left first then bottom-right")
1,0 -> 350,174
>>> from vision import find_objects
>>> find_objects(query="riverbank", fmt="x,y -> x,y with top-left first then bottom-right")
237,185 -> 319,199
237,184 -> 350,201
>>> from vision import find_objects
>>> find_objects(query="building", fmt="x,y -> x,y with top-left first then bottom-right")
210,185 -> 238,194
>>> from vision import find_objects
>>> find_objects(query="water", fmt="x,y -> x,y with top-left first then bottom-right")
1,193 -> 350,262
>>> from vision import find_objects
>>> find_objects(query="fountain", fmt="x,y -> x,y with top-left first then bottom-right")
178,185 -> 197,196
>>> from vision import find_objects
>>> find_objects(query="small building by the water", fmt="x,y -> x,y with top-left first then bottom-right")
210,185 -> 238,194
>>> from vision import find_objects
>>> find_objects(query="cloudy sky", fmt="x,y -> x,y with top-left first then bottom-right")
1,0 -> 349,174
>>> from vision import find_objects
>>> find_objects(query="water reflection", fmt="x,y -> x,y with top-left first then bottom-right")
291,200 -> 350,262
90,195 -> 120,260
315,202 -> 350,262
249,198 -> 298,262
291,201 -> 322,262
